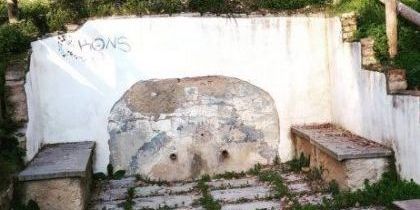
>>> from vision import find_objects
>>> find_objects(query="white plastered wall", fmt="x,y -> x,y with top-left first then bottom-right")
327,23 -> 420,183
25,15 -> 334,172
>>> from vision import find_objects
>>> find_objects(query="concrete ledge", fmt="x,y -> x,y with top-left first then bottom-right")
18,141 -> 95,181
291,124 -> 392,161
18,141 -> 95,210
291,124 -> 391,190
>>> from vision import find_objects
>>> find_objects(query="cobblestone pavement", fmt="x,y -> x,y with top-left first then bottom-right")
89,167 -> 385,210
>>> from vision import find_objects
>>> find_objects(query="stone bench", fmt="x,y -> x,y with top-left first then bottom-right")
291,124 -> 392,190
18,141 -> 95,210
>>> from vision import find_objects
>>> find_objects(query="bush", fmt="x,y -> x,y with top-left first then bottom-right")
0,23 -> 31,57
0,0 -> 8,24
149,0 -> 184,14
0,122 -> 24,191
257,0 -> 330,11
334,0 -> 420,88
189,0 -> 230,13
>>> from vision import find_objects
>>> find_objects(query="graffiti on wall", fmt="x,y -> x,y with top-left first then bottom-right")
57,34 -> 132,61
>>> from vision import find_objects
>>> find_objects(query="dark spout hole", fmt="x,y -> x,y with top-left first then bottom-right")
221,150 -> 229,159
170,153 -> 177,161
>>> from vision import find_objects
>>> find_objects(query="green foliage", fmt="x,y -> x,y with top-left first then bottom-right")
333,0 -> 420,88
327,180 -> 340,196
148,0 -> 184,14
135,174 -> 170,185
93,163 -> 126,180
0,121 -> 25,191
213,171 -> 246,180
122,187 -> 135,210
292,161 -> 420,209
287,153 -> 310,172
0,0 -> 7,24
197,175 -> 221,210
273,155 -> 281,165
0,23 -> 31,57
257,0 -> 330,11
247,163 -> 262,175
257,170 -> 288,198
307,166 -> 323,181
189,0 -> 232,14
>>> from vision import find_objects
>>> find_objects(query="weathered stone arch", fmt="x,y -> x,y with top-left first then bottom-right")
108,76 -> 279,181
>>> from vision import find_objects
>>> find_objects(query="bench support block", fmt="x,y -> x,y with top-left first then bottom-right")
293,129 -> 389,190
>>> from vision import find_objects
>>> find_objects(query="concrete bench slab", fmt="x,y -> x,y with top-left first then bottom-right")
291,124 -> 392,161
291,124 -> 392,190
393,199 -> 420,210
18,141 -> 95,210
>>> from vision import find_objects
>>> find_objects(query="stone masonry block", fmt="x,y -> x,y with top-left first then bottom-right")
5,80 -> 28,124
340,12 -> 357,42
291,124 -> 391,190
387,69 -> 408,92
19,142 -> 95,210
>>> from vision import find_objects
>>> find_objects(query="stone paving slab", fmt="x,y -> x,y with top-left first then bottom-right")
93,181 -> 197,201
211,186 -> 273,203
91,193 -> 200,210
281,173 -> 306,183
288,182 -> 312,194
393,199 -> 420,210
296,193 -> 332,205
221,200 -> 281,210
291,124 -> 392,161
207,177 -> 259,190
18,141 -> 95,181
97,177 -> 137,190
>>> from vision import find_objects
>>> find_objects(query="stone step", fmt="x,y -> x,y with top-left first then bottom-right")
91,193 -> 200,210
96,177 -> 137,190
281,172 -> 306,183
221,200 -> 281,210
92,182 -> 196,201
211,186 -> 273,203
287,182 -> 312,194
207,177 -> 260,190
296,193 -> 332,205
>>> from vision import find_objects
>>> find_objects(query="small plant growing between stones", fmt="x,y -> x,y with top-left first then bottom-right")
287,153 -> 310,172
135,174 -> 170,186
247,163 -> 263,176
197,175 -> 221,210
122,187 -> 135,210
307,166 -> 324,181
212,171 -> 246,180
93,163 -> 126,180
257,170 -> 289,199
327,180 -> 340,195
273,155 -> 281,166
291,158 -> 420,209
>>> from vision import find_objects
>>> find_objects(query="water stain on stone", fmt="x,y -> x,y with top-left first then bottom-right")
129,132 -> 170,173
190,153 -> 207,179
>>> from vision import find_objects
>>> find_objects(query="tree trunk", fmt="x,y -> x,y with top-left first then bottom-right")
386,0 -> 398,59
6,0 -> 18,23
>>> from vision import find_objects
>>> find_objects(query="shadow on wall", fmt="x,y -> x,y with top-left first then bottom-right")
107,75 -> 280,181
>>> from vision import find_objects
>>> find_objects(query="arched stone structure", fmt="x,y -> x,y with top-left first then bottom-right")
108,76 -> 279,181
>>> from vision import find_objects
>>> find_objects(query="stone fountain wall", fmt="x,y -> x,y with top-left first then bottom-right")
108,76 -> 279,180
